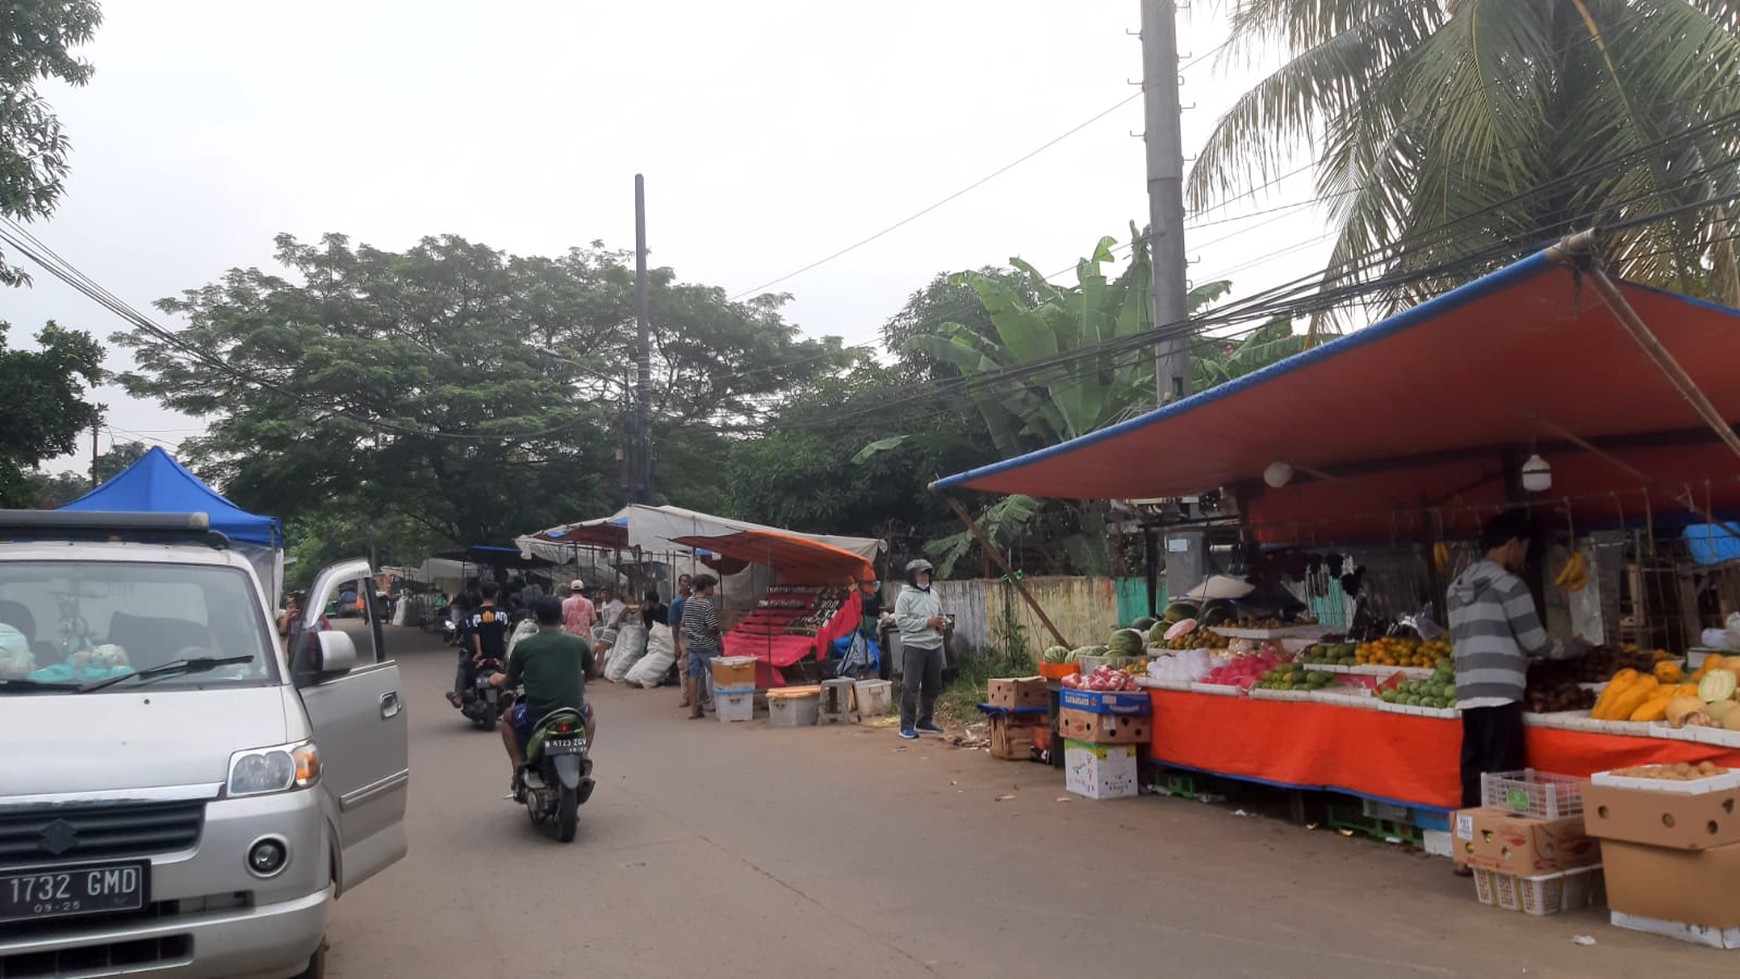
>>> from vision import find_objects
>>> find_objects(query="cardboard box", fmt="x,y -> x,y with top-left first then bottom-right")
1453,808 -> 1600,874
1583,779 -> 1740,851
1058,688 -> 1151,715
1064,739 -> 1138,800
1057,708 -> 1151,745
989,715 -> 1043,760
1602,839 -> 1740,930
1610,911 -> 1740,950
986,676 -> 1048,711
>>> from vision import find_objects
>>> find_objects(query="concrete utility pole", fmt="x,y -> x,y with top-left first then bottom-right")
633,174 -> 653,504
1142,0 -> 1191,405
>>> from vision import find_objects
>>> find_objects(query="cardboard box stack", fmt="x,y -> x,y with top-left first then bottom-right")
1453,770 -> 1603,917
1058,688 -> 1151,799
985,677 -> 1048,761
1581,764 -> 1740,949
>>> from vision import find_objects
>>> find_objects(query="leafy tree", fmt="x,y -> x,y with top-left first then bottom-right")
93,439 -> 147,483
0,0 -> 102,286
119,233 -> 850,546
1191,1 -> 1740,314
22,467 -> 90,507
0,320 -> 104,506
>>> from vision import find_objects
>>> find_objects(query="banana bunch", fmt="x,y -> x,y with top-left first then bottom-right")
1555,551 -> 1590,592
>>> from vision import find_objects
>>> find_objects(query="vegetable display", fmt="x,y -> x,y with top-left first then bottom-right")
1608,762 -> 1729,781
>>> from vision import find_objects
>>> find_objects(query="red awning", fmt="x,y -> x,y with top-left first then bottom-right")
933,251 -> 1740,542
671,530 -> 874,584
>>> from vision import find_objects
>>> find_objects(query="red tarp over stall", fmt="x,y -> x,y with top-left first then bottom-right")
933,251 -> 1740,542
674,530 -> 869,685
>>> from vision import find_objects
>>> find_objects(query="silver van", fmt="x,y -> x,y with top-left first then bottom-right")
0,510 -> 409,978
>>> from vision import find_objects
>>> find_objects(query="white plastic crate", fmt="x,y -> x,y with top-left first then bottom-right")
1472,866 -> 1602,916
1481,769 -> 1585,819
716,690 -> 754,723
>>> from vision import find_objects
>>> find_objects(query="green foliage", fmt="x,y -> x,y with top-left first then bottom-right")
0,0 -> 102,286
925,494 -> 1042,578
21,468 -> 89,508
93,440 -> 147,483
1193,1 -> 1740,316
118,233 -> 851,550
0,320 -> 104,506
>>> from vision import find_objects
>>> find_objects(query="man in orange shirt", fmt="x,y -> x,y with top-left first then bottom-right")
562,579 -> 597,638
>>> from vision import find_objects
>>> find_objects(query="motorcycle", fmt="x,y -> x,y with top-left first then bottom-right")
517,708 -> 595,842
459,658 -> 514,731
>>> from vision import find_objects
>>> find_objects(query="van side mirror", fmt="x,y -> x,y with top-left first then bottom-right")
312,630 -> 359,675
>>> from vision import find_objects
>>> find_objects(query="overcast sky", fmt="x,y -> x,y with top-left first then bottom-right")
16,0 -> 1331,474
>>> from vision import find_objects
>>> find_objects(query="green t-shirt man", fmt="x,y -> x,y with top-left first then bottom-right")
507,629 -> 594,722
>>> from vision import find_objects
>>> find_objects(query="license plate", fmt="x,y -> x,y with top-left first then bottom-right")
1,861 -> 148,924
543,737 -> 586,755
475,676 -> 492,688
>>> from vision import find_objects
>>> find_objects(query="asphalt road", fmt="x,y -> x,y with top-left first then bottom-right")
324,628 -> 1731,978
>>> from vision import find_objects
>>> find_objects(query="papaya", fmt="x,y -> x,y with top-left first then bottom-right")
1604,676 -> 1660,722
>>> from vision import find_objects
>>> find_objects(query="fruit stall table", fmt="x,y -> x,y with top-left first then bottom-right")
1145,689 -> 1740,811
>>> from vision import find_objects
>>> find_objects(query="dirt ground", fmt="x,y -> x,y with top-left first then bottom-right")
323,628 -> 1734,978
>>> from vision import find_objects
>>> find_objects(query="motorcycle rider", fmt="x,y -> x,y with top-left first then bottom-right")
492,595 -> 595,793
448,579 -> 510,709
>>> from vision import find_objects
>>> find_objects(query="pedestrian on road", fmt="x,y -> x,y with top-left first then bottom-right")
682,574 -> 722,719
1448,510 -> 1583,840
894,559 -> 946,740
562,579 -> 597,638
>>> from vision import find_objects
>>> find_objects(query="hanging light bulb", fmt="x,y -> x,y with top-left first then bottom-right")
1521,454 -> 1552,493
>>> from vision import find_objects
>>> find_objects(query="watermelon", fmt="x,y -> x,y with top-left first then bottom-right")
1042,645 -> 1071,665
1162,602 -> 1198,624
1066,646 -> 1095,663
1131,616 -> 1158,633
1107,629 -> 1146,658
1199,600 -> 1236,627
1146,621 -> 1169,646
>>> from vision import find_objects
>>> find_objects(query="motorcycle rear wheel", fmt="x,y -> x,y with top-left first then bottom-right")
556,785 -> 578,842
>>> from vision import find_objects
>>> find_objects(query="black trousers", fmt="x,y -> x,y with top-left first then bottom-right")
1460,702 -> 1526,808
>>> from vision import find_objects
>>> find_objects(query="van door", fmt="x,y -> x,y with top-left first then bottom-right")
295,558 -> 409,895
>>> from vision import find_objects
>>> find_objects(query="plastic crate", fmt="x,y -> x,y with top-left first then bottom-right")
1472,865 -> 1602,916
1481,769 -> 1585,819
716,690 -> 754,723
1326,803 -> 1423,845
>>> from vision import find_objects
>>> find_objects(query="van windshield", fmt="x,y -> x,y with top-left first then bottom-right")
0,561 -> 277,691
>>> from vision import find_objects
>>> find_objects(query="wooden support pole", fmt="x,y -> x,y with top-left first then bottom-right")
942,496 -> 1071,649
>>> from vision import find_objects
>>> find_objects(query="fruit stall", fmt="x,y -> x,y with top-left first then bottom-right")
934,243 -> 1740,820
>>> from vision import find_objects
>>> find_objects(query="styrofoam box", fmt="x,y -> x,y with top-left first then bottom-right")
853,679 -> 893,716
1592,767 -> 1740,794
1422,829 -> 1453,859
768,692 -> 820,727
716,691 -> 754,723
1687,726 -> 1740,749
1134,676 -> 1195,691
1610,911 -> 1740,949
1186,682 -> 1242,697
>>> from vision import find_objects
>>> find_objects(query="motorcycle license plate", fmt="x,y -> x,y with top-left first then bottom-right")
475,676 -> 492,688
543,737 -> 586,755
1,861 -> 148,924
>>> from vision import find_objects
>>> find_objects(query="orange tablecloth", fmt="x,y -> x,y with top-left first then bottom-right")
1147,690 -> 1740,810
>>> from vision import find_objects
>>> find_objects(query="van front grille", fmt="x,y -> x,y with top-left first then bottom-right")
0,801 -> 205,868
0,934 -> 192,977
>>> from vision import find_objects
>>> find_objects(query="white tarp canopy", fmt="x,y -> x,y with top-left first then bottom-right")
515,505 -> 883,567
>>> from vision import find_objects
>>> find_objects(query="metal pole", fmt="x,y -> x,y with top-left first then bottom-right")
634,174 -> 653,504
942,496 -> 1071,648
1142,0 -> 1190,404
90,423 -> 99,488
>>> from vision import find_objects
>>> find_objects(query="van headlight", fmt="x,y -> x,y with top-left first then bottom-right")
226,742 -> 321,797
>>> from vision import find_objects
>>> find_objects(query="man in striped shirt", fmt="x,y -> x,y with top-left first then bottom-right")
682,574 -> 723,720
1448,510 -> 1578,813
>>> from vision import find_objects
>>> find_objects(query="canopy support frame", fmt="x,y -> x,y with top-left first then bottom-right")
942,496 -> 1071,649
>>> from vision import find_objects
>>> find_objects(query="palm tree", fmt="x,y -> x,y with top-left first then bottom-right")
1190,1 -> 1740,318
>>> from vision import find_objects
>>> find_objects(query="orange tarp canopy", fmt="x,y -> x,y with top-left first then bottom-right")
934,250 -> 1740,542
671,529 -> 873,584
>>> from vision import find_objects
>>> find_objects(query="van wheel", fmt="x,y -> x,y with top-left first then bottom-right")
292,940 -> 327,979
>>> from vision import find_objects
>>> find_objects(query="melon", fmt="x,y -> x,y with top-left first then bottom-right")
1698,668 -> 1738,704
1708,699 -> 1739,721
1198,600 -> 1236,627
1147,622 -> 1170,646
1131,616 -> 1158,633
1164,619 -> 1197,642
1107,629 -> 1146,658
1162,602 -> 1198,624
1725,709 -> 1740,733
1042,645 -> 1071,665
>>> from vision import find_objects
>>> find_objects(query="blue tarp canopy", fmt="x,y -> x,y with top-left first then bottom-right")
63,447 -> 281,548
